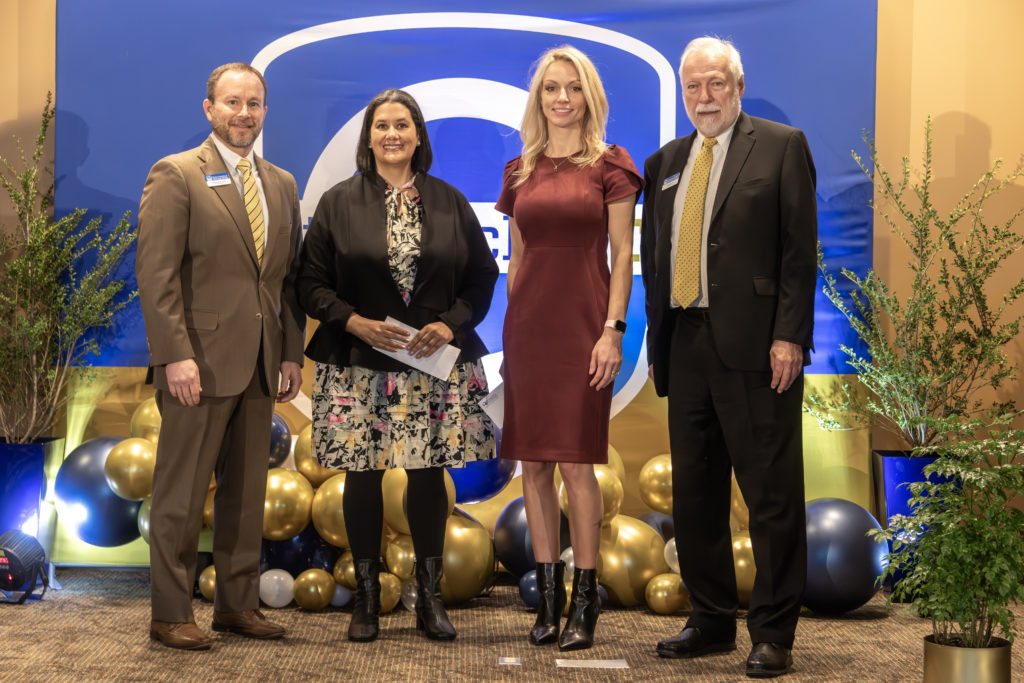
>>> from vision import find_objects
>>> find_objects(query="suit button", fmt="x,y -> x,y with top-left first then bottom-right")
710,283 -> 719,288
709,242 -> 719,248
256,313 -> 263,319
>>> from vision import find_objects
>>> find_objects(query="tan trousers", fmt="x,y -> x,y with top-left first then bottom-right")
149,367 -> 272,623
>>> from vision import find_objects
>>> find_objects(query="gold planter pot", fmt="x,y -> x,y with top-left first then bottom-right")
923,635 -> 1011,683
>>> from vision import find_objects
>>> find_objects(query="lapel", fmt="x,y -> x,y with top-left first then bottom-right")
710,112 -> 755,225
655,135 -> 696,283
198,136 -> 260,268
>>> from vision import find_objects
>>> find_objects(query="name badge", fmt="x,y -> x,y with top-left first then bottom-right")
662,172 -> 680,190
205,173 -> 231,187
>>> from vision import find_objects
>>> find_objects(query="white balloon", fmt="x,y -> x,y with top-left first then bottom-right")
664,537 -> 680,574
259,569 -> 295,608
330,583 -> 353,608
560,546 -> 575,576
400,578 -> 418,612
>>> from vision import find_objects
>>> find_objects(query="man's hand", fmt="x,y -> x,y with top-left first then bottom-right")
166,358 -> 202,407
277,361 -> 302,402
769,340 -> 803,393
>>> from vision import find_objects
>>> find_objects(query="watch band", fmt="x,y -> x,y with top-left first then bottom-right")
605,319 -> 627,333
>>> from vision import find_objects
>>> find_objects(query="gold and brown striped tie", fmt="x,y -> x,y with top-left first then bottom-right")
672,136 -> 717,307
236,158 -> 265,265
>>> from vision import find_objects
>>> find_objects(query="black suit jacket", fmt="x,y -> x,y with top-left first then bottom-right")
640,112 -> 817,396
297,171 -> 498,371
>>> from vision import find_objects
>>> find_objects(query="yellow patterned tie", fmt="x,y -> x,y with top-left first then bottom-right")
236,158 -> 265,265
672,136 -> 717,307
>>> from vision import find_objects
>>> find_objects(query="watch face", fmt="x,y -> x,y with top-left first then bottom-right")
608,320 -> 626,333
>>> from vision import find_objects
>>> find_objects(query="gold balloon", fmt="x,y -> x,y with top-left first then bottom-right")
382,468 -> 456,536
607,445 -> 626,484
293,568 -> 336,611
334,550 -> 356,590
137,498 -> 151,544
203,488 -> 215,528
129,397 -> 162,444
209,473 -> 216,492
379,572 -> 402,614
558,464 -> 623,526
645,572 -> 691,615
638,454 -> 673,514
730,474 -> 750,531
198,565 -> 216,602
597,514 -> 670,607
262,467 -> 314,540
311,472 -> 348,548
385,534 -> 416,582
439,513 -> 495,605
294,424 -> 344,488
460,475 -> 524,535
733,530 -> 756,608
103,437 -> 157,500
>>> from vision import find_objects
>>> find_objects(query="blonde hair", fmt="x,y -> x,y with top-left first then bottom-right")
514,46 -> 608,188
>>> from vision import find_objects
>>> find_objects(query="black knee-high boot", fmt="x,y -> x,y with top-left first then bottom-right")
348,558 -> 382,642
530,561 -> 566,645
415,556 -> 456,640
558,567 -> 599,651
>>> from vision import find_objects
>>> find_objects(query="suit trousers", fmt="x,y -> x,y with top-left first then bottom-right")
667,309 -> 806,647
149,365 -> 272,623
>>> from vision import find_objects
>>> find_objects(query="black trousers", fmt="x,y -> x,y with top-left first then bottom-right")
667,309 -> 806,647
343,467 -> 448,562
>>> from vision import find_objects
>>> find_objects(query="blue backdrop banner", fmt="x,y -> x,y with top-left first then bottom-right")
55,1 -> 876,408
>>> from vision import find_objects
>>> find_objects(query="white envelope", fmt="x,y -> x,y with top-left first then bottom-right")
372,316 -> 460,380
479,382 -> 504,429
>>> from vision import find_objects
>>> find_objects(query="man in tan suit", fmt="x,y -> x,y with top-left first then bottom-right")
137,62 -> 304,650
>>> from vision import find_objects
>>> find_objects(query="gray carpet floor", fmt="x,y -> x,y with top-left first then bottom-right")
0,568 -> 1020,681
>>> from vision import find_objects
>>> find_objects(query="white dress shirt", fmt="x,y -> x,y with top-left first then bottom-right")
210,134 -> 270,232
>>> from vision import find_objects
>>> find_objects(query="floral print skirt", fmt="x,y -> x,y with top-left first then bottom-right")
312,360 -> 495,471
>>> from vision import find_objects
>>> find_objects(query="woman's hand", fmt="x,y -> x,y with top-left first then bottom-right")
346,314 -> 410,351
589,328 -> 623,389
407,321 -> 455,358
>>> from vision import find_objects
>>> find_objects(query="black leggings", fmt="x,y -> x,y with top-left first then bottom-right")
342,467 -> 448,562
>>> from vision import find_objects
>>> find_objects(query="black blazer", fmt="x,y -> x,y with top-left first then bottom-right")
297,171 -> 498,371
640,112 -> 817,396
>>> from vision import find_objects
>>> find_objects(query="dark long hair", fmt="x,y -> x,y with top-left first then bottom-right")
355,89 -> 433,176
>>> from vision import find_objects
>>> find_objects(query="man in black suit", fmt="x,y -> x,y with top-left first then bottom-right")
640,37 -> 817,678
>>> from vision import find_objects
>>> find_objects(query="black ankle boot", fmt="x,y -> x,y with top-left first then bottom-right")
415,557 -> 456,641
348,558 -> 382,642
558,567 -> 599,651
530,561 -> 566,645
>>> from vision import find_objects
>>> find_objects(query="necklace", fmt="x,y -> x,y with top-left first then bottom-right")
550,156 -> 568,172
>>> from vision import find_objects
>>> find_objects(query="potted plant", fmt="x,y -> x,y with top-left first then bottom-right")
0,94 -> 135,541
870,417 -> 1024,682
805,119 -> 1024,527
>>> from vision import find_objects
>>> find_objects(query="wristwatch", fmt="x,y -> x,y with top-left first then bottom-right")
605,319 -> 627,333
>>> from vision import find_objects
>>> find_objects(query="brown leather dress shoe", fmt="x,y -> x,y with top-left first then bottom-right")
211,609 -> 286,639
150,621 -> 213,650
746,642 -> 793,678
656,626 -> 736,659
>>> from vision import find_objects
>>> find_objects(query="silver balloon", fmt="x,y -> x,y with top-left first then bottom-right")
560,546 -> 575,575
331,583 -> 353,608
259,569 -> 295,608
400,578 -> 418,612
664,537 -> 680,574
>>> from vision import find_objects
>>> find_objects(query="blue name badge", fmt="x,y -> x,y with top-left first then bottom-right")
205,173 -> 231,187
662,172 -> 680,190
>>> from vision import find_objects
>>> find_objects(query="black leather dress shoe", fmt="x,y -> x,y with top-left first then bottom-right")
656,626 -> 736,659
746,642 -> 793,678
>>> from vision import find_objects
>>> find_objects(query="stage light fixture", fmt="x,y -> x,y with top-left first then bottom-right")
0,529 -> 49,604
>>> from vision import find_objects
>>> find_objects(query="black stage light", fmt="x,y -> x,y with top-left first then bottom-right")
0,529 -> 49,604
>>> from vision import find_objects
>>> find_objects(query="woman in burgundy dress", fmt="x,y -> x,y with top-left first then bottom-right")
496,45 -> 642,651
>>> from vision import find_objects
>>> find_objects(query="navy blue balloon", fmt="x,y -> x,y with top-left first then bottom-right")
447,455 -> 516,504
263,524 -> 335,577
519,569 -> 540,608
269,413 -> 291,467
494,497 -> 534,576
54,437 -> 142,547
638,511 -> 675,541
804,497 -> 888,614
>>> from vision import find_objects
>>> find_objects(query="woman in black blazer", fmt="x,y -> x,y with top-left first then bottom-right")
297,89 -> 498,643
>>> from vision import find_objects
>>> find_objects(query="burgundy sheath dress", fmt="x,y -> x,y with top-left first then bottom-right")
495,145 -> 642,463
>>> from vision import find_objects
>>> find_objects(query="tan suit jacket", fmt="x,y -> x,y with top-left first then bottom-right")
137,135 -> 304,395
